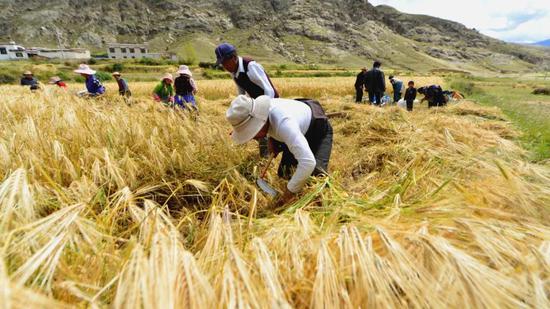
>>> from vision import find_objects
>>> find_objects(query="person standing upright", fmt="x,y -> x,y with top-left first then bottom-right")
354,67 -> 367,103
364,61 -> 386,106
404,81 -> 417,112
215,43 -> 280,157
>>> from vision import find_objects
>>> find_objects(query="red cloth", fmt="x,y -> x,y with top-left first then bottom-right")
56,81 -> 67,88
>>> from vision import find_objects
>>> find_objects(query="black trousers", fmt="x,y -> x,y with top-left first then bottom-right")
277,122 -> 333,179
355,86 -> 364,103
406,100 -> 414,111
393,92 -> 402,103
368,92 -> 383,105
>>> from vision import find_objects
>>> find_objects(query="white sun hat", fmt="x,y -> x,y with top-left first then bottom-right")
74,64 -> 96,75
177,65 -> 192,77
162,73 -> 174,82
49,76 -> 62,84
226,95 -> 271,145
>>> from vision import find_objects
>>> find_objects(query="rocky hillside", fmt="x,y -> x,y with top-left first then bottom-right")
1,0 -> 548,72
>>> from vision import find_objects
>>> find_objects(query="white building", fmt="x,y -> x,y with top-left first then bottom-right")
0,42 -> 28,60
107,43 -> 161,59
26,47 -> 91,60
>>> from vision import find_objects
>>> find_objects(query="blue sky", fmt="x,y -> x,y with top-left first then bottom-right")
370,0 -> 550,43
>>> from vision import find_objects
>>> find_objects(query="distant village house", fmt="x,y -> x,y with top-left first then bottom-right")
0,42 -> 28,60
108,43 -> 156,59
1,41 -> 91,61
107,43 -> 177,61
26,47 -> 91,60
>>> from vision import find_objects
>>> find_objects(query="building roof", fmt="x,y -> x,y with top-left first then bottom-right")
107,43 -> 149,48
27,47 -> 89,53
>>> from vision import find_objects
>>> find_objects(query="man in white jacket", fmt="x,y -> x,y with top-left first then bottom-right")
226,95 -> 333,204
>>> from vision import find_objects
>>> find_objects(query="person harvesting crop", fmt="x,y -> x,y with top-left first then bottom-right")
215,43 -> 279,157
389,75 -> 404,104
174,65 -> 198,112
226,95 -> 333,206
152,73 -> 175,106
20,71 -> 40,90
73,64 -> 105,97
48,76 -> 67,89
112,72 -> 131,98
418,85 -> 447,108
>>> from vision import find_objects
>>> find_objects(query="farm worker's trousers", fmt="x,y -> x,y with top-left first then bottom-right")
369,91 -> 383,105
355,86 -> 364,103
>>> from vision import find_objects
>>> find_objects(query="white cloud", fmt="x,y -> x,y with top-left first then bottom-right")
370,0 -> 550,43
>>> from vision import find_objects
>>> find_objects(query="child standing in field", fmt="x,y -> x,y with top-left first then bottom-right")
174,65 -> 198,112
404,81 -> 417,112
153,73 -> 175,106
74,64 -> 105,97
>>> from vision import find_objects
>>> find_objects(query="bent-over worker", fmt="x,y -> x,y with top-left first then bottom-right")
20,71 -> 40,90
226,95 -> 333,205
73,64 -> 105,97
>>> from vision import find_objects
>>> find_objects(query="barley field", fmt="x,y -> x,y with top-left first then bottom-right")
0,77 -> 549,308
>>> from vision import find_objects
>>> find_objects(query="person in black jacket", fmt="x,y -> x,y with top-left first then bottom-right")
354,67 -> 367,103
20,71 -> 40,90
418,85 -> 447,108
404,81 -> 417,112
364,61 -> 385,106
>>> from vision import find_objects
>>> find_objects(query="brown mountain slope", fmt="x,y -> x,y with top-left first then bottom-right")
0,0 -> 548,72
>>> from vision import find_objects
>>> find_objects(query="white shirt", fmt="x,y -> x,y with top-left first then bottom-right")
267,99 -> 314,193
231,57 -> 276,98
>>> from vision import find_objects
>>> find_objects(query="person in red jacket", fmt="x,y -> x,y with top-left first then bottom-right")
49,76 -> 67,89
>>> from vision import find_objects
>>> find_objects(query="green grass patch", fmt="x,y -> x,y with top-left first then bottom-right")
450,76 -> 550,161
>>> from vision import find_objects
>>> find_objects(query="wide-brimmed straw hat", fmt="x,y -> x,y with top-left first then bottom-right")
112,72 -> 121,76
226,95 -> 271,144
177,65 -> 192,77
74,64 -> 96,75
162,73 -> 174,82
23,71 -> 33,76
49,76 -> 62,84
